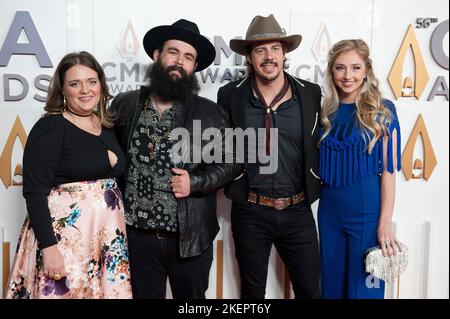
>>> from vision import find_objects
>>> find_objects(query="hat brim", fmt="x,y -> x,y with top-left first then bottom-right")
143,25 -> 215,72
230,34 -> 302,56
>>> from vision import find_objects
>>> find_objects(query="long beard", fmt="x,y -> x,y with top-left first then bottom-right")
148,60 -> 200,102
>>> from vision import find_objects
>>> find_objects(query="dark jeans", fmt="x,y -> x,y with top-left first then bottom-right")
126,226 -> 213,299
231,201 -> 321,299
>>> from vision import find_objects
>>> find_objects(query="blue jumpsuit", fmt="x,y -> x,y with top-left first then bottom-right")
318,100 -> 401,299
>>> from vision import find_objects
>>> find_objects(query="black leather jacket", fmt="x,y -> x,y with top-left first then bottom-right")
110,86 -> 242,257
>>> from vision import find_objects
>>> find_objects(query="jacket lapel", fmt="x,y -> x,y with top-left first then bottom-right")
230,78 -> 249,129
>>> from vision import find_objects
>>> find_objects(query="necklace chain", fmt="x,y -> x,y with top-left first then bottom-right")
143,95 -> 172,160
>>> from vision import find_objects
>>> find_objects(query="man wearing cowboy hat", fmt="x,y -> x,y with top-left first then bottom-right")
110,19 -> 241,299
217,14 -> 321,299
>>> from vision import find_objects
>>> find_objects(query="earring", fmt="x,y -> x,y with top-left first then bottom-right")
363,76 -> 368,82
63,96 -> 67,109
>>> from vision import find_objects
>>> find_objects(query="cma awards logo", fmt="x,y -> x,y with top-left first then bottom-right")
117,20 -> 140,61
102,19 -> 147,94
0,117 -> 27,189
388,20 -> 449,100
401,114 -> 437,181
388,20 -> 448,181
311,23 -> 332,64
292,22 -> 332,83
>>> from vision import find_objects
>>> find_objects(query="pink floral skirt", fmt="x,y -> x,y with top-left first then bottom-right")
5,179 -> 132,299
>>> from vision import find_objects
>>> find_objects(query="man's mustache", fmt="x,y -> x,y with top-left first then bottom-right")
261,60 -> 278,67
166,64 -> 187,76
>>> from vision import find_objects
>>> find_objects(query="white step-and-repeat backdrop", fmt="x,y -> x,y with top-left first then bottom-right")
0,0 -> 448,299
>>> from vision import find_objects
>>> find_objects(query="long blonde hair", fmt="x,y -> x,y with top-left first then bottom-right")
319,39 -> 391,153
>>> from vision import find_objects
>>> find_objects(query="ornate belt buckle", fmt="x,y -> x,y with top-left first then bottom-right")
248,193 -> 257,204
273,198 -> 287,211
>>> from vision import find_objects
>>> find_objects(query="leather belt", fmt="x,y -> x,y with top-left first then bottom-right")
248,192 -> 305,211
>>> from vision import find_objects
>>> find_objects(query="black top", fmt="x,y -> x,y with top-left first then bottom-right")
23,114 -> 125,249
245,78 -> 305,197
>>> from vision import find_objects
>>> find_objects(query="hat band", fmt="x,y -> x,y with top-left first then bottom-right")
247,32 -> 286,40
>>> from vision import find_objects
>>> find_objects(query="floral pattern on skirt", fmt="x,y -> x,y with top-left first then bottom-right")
5,179 -> 132,299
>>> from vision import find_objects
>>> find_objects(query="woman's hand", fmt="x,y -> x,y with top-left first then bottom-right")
377,221 -> 400,258
42,244 -> 66,280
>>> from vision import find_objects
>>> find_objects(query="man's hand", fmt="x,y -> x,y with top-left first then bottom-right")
171,168 -> 191,198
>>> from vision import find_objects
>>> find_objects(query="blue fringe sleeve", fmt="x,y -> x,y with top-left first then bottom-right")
319,100 -> 402,188
382,99 -> 402,174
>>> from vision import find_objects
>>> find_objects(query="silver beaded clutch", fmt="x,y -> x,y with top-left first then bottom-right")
364,242 -> 408,282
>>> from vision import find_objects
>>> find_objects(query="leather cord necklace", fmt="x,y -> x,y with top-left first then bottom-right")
252,74 -> 289,155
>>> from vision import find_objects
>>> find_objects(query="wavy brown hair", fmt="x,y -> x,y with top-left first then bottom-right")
319,39 -> 392,153
44,51 -> 114,128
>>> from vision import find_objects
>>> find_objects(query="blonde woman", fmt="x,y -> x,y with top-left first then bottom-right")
318,39 -> 401,298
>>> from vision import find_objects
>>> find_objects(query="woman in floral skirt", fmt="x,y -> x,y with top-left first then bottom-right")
5,51 -> 132,298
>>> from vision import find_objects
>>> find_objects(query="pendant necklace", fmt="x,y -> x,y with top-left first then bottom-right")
144,95 -> 171,161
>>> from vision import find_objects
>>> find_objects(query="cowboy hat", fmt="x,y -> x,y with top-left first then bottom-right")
230,14 -> 302,56
143,19 -> 215,72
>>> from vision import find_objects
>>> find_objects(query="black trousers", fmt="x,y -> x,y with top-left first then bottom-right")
126,226 -> 213,299
231,201 -> 321,299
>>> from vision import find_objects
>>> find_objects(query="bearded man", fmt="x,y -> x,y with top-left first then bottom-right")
110,19 -> 241,299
